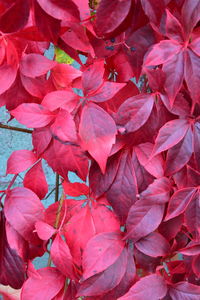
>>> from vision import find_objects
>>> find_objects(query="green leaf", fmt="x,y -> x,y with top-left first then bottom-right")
55,47 -> 74,64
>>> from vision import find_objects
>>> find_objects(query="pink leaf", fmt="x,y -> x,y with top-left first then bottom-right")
37,0 -> 80,21
184,49 -> 200,103
6,150 -> 37,174
42,139 -> 88,181
51,63 -> 82,88
165,126 -> 193,176
77,248 -> 128,297
50,109 -> 77,143
169,281 -> 200,300
51,233 -> 75,279
152,119 -> 190,156
0,212 -> 25,289
79,103 -> 117,173
82,232 -> 124,281
116,94 -> 154,133
63,181 -> 89,197
125,200 -> 164,242
87,82 -> 126,103
135,232 -> 170,257
118,274 -> 167,300
165,187 -> 197,221
144,40 -> 181,66
21,267 -> 65,300
96,0 -> 132,36
11,103 -> 56,128
163,51 -> 184,105
140,177 -> 171,204
23,160 -> 48,200
82,60 -> 105,95
4,187 -> 44,241
35,221 -> 56,240
20,54 -> 57,78
0,64 -> 17,95
135,143 -> 164,178
41,90 -> 79,112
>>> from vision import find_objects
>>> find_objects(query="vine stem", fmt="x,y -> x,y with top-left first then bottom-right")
0,123 -> 33,134
47,190 -> 65,267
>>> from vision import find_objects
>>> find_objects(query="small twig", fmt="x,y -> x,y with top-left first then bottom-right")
0,123 -> 33,134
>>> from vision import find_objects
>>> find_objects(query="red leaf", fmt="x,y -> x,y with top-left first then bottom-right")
0,64 -> 18,95
135,143 -> 164,178
0,212 -> 25,289
51,233 -> 75,279
102,245 -> 136,299
165,187 -> 197,221
87,82 -> 126,103
106,150 -> 137,222
23,160 -> 48,200
192,255 -> 200,278
21,267 -> 65,300
21,74 -> 49,98
89,151 -> 121,198
32,127 -> 52,156
144,40 -> 181,66
41,90 -> 79,112
190,37 -> 200,57
11,103 -> 56,128
118,274 -> 167,300
135,232 -> 170,257
185,192 -> 200,241
4,187 -> 44,241
179,243 -> 200,256
20,54 -> 57,78
35,221 -> 56,240
163,51 -> 184,105
96,0 -> 132,36
125,200 -> 164,242
37,0 -> 80,21
77,247 -> 128,297
184,49 -> 200,103
152,119 -> 190,156
6,150 -> 37,174
51,63 -> 82,88
0,0 -> 30,33
182,0 -> 200,38
79,103 -> 117,173
34,0 -> 61,43
140,177 -> 171,204
141,0 -> 165,26
116,94 -> 154,133
82,60 -> 105,95
165,126 -> 193,176
64,203 -> 120,266
63,181 -> 89,197
42,139 -> 88,181
82,232 -> 124,281
165,9 -> 184,43
169,281 -> 200,300
50,109 -> 77,143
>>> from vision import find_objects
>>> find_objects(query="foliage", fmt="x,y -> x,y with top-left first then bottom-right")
0,0 -> 200,299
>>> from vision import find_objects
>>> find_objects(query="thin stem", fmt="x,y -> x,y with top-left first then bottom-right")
0,123 -> 33,134
55,173 -> 60,202
47,192 -> 65,267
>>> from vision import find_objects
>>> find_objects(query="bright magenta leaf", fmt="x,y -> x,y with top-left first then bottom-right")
6,150 -> 37,174
11,103 -> 56,128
